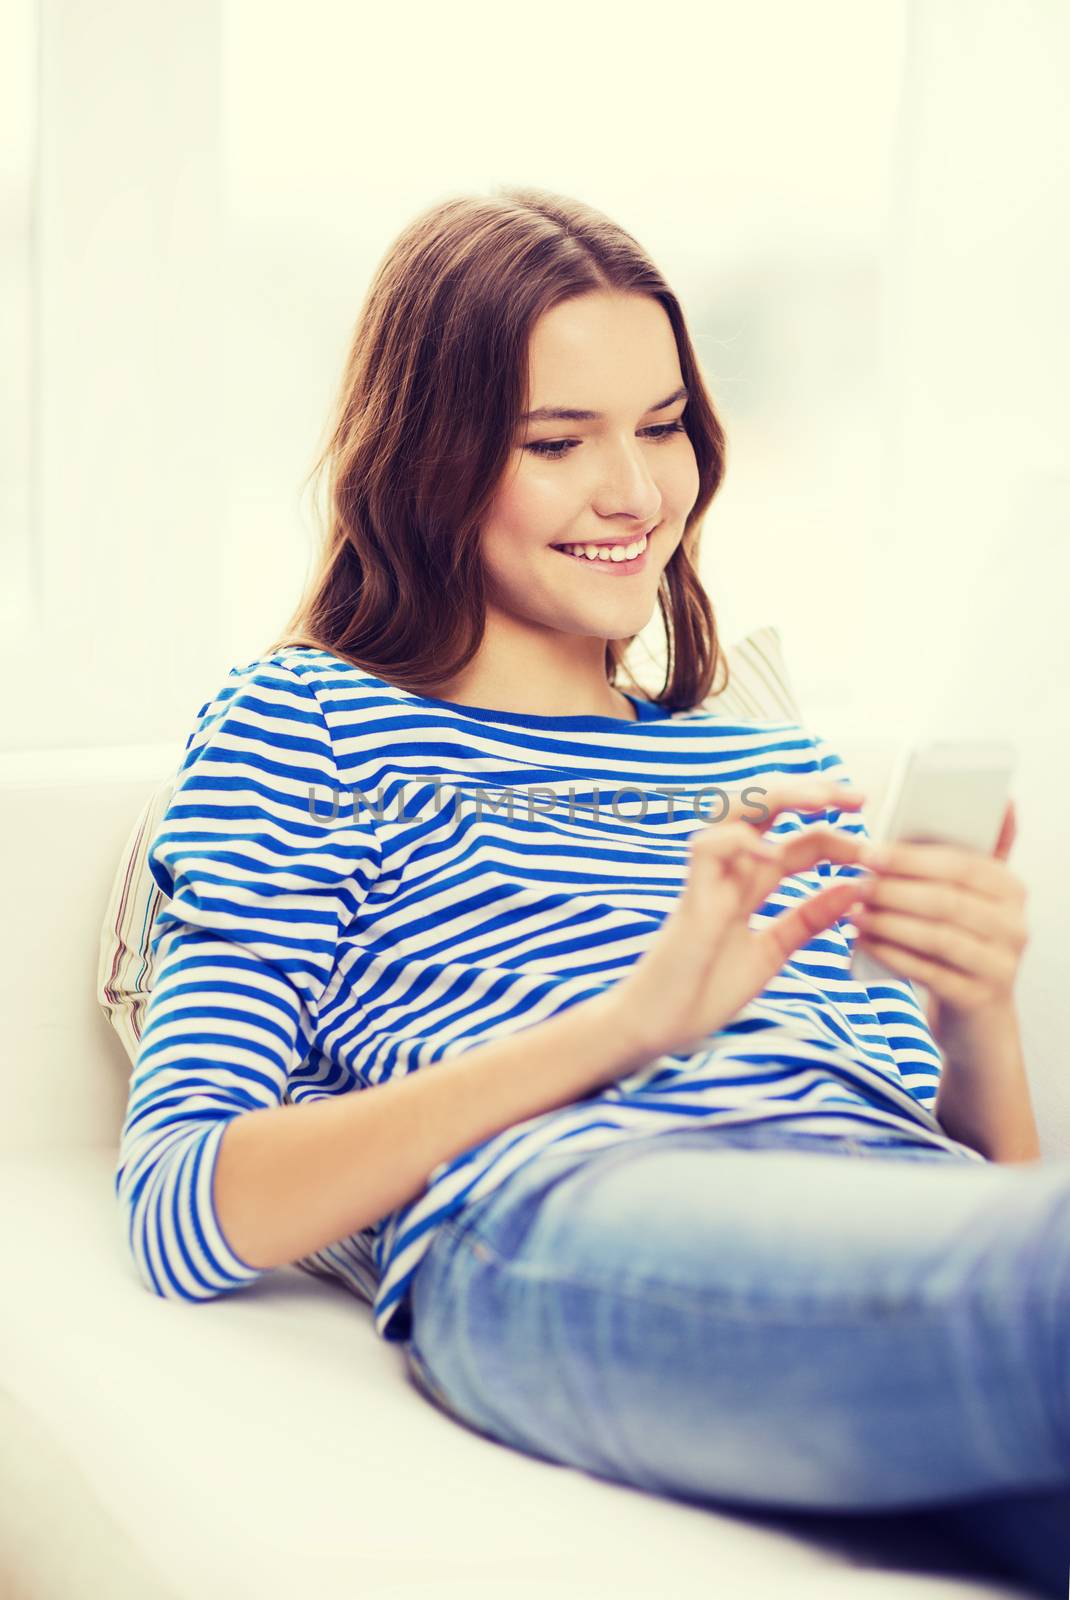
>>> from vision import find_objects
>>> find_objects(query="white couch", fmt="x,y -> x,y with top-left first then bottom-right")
0,733 -> 1061,1600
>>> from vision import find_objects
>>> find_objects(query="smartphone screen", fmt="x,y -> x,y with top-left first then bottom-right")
879,740 -> 1015,854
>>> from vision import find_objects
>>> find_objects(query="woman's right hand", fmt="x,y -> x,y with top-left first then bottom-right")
608,777 -> 875,1062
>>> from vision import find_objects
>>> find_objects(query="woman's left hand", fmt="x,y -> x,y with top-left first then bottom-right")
851,801 -> 1029,1056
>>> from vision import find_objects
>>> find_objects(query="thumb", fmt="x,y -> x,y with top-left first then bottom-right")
993,798 -> 1017,862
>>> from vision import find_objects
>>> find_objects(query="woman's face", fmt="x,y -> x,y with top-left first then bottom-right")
480,290 -> 701,645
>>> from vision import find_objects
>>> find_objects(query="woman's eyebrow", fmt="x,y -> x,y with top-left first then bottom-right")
520,385 -> 688,424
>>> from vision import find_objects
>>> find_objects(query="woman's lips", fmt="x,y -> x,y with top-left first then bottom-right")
551,523 -> 658,575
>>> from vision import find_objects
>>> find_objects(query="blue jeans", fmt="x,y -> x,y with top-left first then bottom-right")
402,1125 -> 1070,1596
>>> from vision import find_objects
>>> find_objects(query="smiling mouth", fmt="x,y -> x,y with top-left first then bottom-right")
550,524 -> 659,564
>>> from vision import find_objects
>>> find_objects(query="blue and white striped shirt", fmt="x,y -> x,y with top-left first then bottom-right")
115,646 -> 985,1342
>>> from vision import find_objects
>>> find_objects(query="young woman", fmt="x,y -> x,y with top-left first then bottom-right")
117,188 -> 1068,1593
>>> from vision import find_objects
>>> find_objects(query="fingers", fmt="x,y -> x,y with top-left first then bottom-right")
759,877 -> 866,967
685,817 -> 871,929
718,776 -> 866,833
770,822 -> 869,875
683,821 -> 773,918
993,798 -> 1017,862
685,820 -> 785,885
688,815 -> 869,885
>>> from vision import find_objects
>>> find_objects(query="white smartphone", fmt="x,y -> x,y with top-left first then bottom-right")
850,739 -> 1016,987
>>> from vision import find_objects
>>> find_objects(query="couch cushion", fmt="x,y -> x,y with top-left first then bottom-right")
0,1147 -> 1019,1599
0,752 -> 184,1153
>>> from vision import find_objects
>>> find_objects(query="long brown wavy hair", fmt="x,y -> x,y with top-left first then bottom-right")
264,186 -> 730,710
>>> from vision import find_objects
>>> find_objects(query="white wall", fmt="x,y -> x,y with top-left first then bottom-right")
0,0 -> 226,751
0,0 -> 35,634
2,0 -> 912,751
7,1 -> 1066,749
217,0 -> 908,688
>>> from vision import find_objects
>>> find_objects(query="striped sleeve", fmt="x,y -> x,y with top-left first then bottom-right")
114,661 -> 381,1301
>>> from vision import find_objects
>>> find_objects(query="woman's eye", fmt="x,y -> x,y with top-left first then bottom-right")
525,418 -> 687,461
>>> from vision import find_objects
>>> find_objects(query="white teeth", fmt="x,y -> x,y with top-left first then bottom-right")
556,532 -> 648,562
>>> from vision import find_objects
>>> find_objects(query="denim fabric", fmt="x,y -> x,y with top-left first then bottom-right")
403,1124 -> 1070,1596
